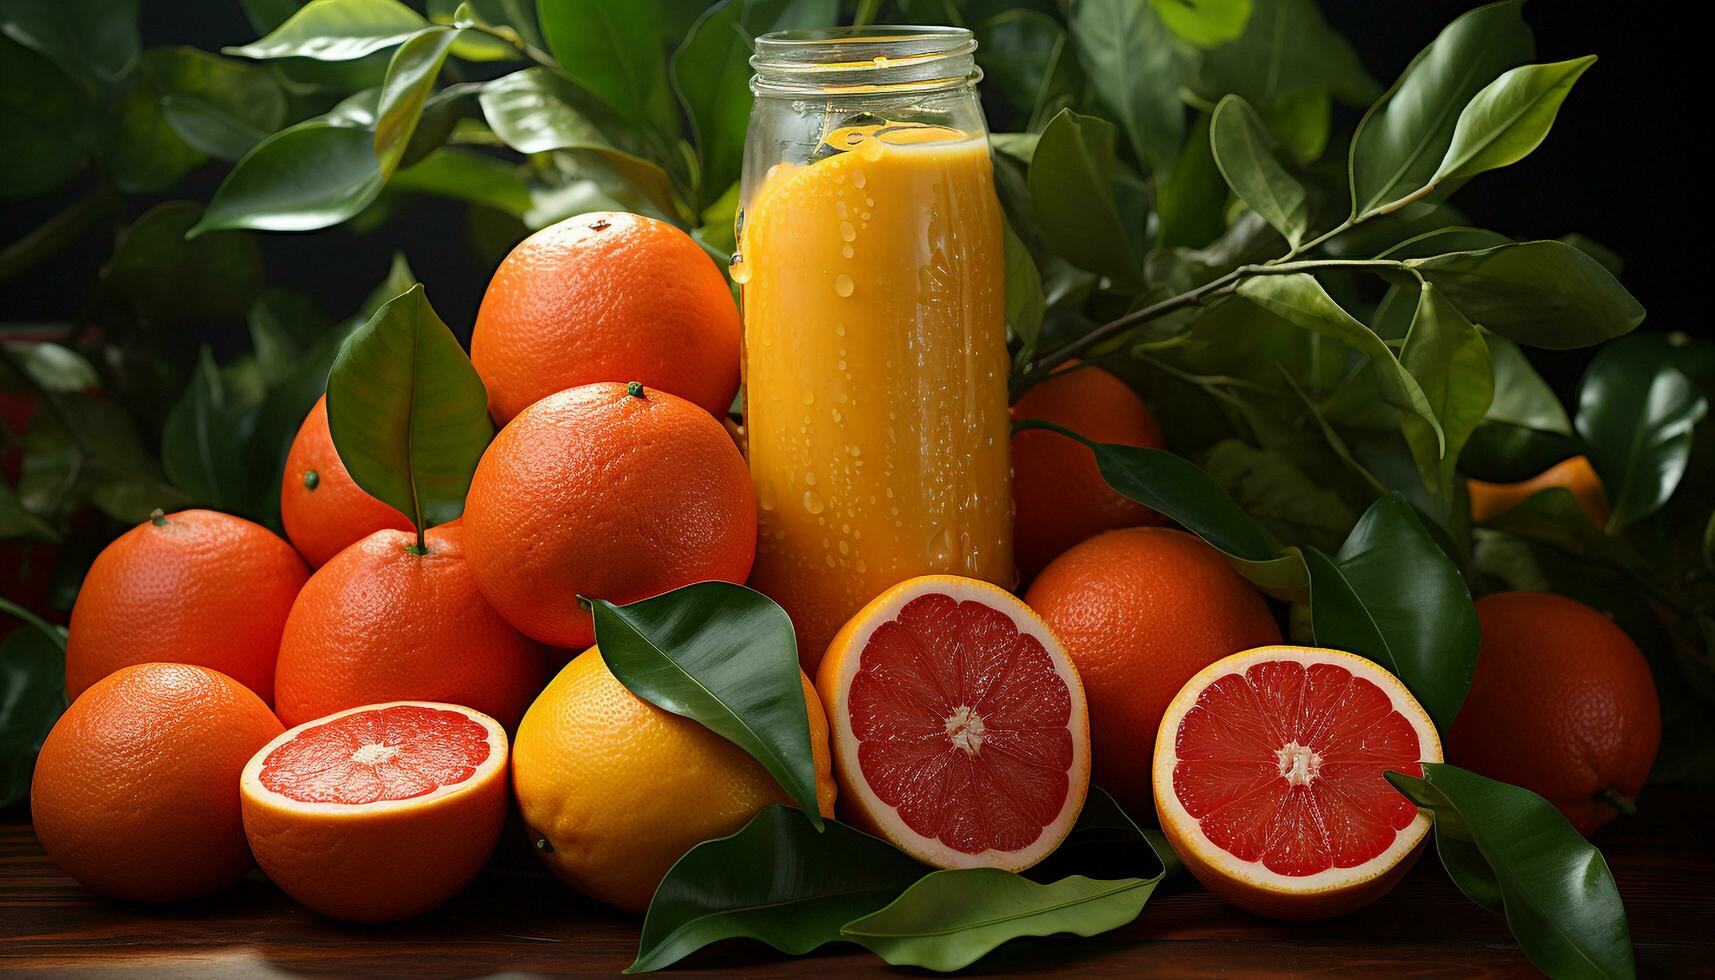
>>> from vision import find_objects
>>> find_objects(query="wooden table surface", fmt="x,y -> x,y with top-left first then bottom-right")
3,787 -> 1710,978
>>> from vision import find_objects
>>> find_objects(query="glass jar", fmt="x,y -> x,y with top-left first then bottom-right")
736,26 -> 1013,666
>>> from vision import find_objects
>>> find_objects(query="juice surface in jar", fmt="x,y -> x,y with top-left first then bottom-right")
739,122 -> 1013,666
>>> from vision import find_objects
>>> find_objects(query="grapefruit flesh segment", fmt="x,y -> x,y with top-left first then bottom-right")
241,701 -> 509,923
819,575 -> 1090,870
1154,647 -> 1441,920
259,704 -> 492,804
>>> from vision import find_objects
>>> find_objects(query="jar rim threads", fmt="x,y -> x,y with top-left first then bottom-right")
751,25 -> 981,97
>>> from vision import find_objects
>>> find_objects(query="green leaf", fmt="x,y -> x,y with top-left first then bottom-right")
227,0 -> 430,61
1180,0 -> 1377,108
479,67 -> 678,217
1010,419 -> 1307,596
1200,439 -> 1357,553
1151,0 -> 1251,47
1434,56 -> 1596,183
1349,0 -> 1533,217
842,868 -> 1159,971
974,9 -> 1064,115
149,47 -> 289,161
0,0 -> 139,80
0,476 -> 56,541
325,284 -> 493,532
108,202 -> 264,323
15,394 -> 183,525
1478,488 -> 1635,569
105,67 -> 205,195
587,582 -> 824,829
1154,112 -> 1227,248
1071,0 -> 1182,172
1388,764 -> 1634,980
390,148 -> 532,216
0,38 -> 93,200
1574,339 -> 1709,532
1305,493 -> 1478,732
161,347 -> 264,515
1236,274 -> 1443,454
1406,240 -> 1644,350
1209,94 -> 1308,247
629,807 -> 924,972
374,27 -> 460,176
1003,221 -> 1045,362
1028,109 -> 1141,286
1,341 -> 97,394
1461,335 -> 1577,483
0,625 -> 68,807
192,122 -> 386,235
538,0 -> 676,137
1399,283 -> 1493,498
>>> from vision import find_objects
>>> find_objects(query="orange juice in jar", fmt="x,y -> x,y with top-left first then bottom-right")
737,27 -> 1013,666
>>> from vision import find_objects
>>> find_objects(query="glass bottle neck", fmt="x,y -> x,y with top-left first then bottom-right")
750,26 -> 980,98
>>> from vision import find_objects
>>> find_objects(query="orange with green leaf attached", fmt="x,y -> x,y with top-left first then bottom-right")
280,395 -> 413,568
1467,455 -> 1610,528
1447,591 -> 1660,835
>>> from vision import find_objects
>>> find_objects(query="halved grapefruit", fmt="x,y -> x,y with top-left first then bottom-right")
1153,646 -> 1441,920
816,575 -> 1090,870
240,701 -> 509,923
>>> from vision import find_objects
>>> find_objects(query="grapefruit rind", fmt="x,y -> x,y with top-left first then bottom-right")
819,575 -> 1091,871
1152,646 -> 1441,916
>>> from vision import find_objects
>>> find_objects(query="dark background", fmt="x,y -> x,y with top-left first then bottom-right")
1,1 -> 1701,391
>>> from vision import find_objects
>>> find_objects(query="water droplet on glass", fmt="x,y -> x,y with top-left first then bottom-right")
834,274 -> 854,297
841,244 -> 855,259
803,489 -> 825,514
840,221 -> 857,242
927,527 -> 955,566
853,171 -> 867,189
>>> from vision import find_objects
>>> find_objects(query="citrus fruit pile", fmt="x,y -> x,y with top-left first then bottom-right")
26,209 -> 1661,940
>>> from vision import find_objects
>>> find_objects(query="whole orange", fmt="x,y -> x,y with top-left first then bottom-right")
512,646 -> 835,912
66,509 -> 308,704
462,382 -> 757,648
31,663 -> 284,902
1447,591 -> 1659,834
470,211 -> 741,424
1024,527 -> 1281,816
273,523 -> 549,730
1467,455 -> 1609,527
1011,365 -> 1165,581
280,395 -> 413,567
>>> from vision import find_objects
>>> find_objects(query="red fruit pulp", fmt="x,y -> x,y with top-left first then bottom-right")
259,705 -> 492,804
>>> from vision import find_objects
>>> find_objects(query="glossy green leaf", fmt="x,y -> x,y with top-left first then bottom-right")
1262,88 -> 1330,163
1349,0 -> 1533,217
1003,221 -> 1045,361
1389,764 -> 1634,980
1210,95 -> 1308,247
1011,419 -> 1307,595
1575,339 -> 1709,532
108,203 -> 264,323
587,582 -> 824,829
1478,488 -> 1636,572
390,149 -> 532,216
538,0 -> 676,137
374,27 -> 459,176
149,47 -> 289,161
1154,112 -> 1227,248
479,67 -> 678,216
192,122 -> 385,235
1460,335 -> 1577,483
1180,0 -> 1377,108
1028,109 -> 1141,286
325,284 -> 492,532
629,807 -> 924,972
1028,785 -> 1180,884
0,624 -> 68,806
0,477 -> 55,541
1236,274 -> 1443,453
1200,439 -> 1357,553
843,868 -> 1159,971
1071,0 -> 1181,171
1406,240 -> 1644,349
1399,283 -> 1492,497
1,342 -> 98,394
1435,56 -> 1595,183
0,0 -> 138,80
1151,0 -> 1251,47
1307,493 -> 1478,731
227,0 -> 429,61
974,9 -> 1063,115
161,347 -> 264,514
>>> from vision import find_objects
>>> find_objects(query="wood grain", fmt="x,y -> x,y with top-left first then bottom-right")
3,788 -> 1711,977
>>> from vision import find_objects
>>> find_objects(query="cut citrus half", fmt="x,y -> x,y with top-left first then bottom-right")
1153,647 -> 1442,920
240,701 -> 509,923
816,575 -> 1090,870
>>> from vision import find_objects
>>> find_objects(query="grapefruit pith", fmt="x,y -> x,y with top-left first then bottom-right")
240,701 -> 509,923
1153,646 -> 1441,920
817,575 -> 1090,871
